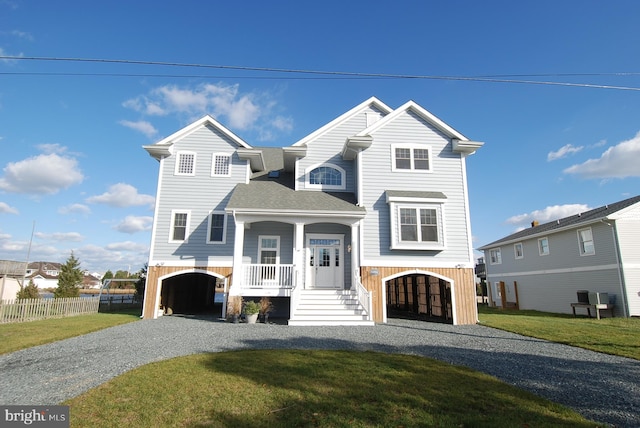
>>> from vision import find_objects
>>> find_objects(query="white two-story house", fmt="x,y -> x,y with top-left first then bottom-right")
141,97 -> 483,325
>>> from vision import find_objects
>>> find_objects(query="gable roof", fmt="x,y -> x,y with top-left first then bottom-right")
292,97 -> 393,147
354,100 -> 483,155
143,115 -> 252,160
478,194 -> 640,250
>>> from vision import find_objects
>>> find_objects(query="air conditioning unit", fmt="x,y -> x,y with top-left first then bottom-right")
588,292 -> 609,305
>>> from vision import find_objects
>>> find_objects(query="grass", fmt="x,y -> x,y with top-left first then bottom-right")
64,349 -> 601,428
478,305 -> 640,360
0,308 -> 141,355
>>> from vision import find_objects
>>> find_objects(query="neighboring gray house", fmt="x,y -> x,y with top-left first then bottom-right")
478,195 -> 640,317
142,97 -> 483,325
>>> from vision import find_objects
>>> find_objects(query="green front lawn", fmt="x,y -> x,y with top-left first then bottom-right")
0,309 -> 141,355
65,350 -> 599,428
478,305 -> 640,360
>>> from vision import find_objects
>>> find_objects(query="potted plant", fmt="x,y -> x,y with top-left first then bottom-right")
243,300 -> 260,324
227,296 -> 243,323
259,296 -> 274,324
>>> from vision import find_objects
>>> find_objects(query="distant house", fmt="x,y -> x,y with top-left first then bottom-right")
142,97 -> 483,325
478,195 -> 640,317
26,262 -> 62,289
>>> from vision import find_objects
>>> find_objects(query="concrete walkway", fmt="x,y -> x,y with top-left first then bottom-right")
1,316 -> 638,427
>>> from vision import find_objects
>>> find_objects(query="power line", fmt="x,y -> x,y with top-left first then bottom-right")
2,55 -> 640,91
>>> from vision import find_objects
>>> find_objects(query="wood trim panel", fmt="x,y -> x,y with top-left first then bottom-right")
359,266 -> 478,325
142,265 -> 232,319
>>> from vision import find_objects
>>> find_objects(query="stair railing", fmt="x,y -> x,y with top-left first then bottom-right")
353,269 -> 372,320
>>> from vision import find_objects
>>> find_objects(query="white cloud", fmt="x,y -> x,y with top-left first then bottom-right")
547,144 -> 583,161
58,203 -> 91,215
123,83 -> 294,132
564,131 -> 640,179
86,183 -> 155,208
106,241 -> 149,252
114,215 -> 153,234
0,202 -> 18,214
0,153 -> 84,194
37,143 -> 68,154
505,204 -> 591,229
0,47 -> 22,64
34,231 -> 84,242
11,30 -> 34,41
119,120 -> 158,138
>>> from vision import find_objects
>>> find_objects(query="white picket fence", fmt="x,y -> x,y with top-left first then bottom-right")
0,297 -> 100,323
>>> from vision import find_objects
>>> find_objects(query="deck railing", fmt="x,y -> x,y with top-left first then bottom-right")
242,264 -> 295,288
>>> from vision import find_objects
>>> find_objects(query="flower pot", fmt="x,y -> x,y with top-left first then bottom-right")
245,313 -> 258,324
231,314 -> 239,324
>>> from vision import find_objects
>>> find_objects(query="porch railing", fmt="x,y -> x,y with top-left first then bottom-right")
242,264 -> 294,288
354,269 -> 372,320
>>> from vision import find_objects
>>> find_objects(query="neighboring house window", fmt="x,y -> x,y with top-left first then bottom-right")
175,152 -> 196,176
538,237 -> 549,256
211,153 -> 231,177
514,243 -> 524,259
207,212 -> 227,244
391,145 -> 432,172
170,211 -> 190,242
489,248 -> 502,264
305,163 -> 346,190
578,228 -> 595,255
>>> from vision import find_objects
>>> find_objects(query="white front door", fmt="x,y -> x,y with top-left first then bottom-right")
307,234 -> 343,289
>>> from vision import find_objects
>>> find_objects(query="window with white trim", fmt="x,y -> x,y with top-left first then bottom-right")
391,144 -> 432,172
578,228 -> 595,255
175,152 -> 196,176
207,212 -> 227,244
211,153 -> 231,177
305,163 -> 346,190
538,237 -> 549,256
170,211 -> 190,242
389,203 -> 444,250
514,242 -> 524,259
489,248 -> 502,264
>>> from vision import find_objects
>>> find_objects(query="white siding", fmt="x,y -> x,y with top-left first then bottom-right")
615,217 -> 640,316
152,124 -> 245,265
361,109 -> 471,265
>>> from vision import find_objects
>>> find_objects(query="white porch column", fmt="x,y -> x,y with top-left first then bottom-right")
350,222 -> 359,288
294,222 -> 305,288
231,219 -> 245,295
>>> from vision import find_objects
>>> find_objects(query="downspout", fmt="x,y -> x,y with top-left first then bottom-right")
602,219 -> 628,317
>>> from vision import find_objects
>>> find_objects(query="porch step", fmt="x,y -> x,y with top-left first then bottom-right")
288,289 -> 374,326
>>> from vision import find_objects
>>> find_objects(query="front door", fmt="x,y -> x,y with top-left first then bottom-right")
307,234 -> 343,289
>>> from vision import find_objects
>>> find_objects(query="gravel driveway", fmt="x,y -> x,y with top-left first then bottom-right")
1,316 -> 638,427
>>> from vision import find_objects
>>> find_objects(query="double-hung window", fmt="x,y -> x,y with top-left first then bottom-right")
386,191 -> 446,250
207,212 -> 227,244
514,243 -> 524,259
170,210 -> 190,242
489,248 -> 502,264
538,237 -> 550,256
175,152 -> 196,176
577,228 -> 595,255
391,144 -> 432,172
258,236 -> 280,281
211,153 -> 231,177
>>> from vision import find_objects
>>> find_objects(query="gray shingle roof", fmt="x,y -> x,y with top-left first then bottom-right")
478,194 -> 640,249
227,180 -> 365,214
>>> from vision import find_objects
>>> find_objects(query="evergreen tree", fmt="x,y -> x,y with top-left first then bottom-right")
17,279 -> 40,299
54,252 -> 83,298
135,264 -> 147,298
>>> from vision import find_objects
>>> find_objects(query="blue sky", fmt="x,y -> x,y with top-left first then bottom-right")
1,0 -> 640,274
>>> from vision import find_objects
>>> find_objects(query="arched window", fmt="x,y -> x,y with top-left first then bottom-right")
305,164 -> 346,190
